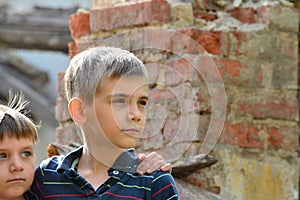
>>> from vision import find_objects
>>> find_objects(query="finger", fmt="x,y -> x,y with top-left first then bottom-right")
145,160 -> 165,174
160,163 -> 172,173
138,152 -> 159,170
137,153 -> 146,161
137,152 -> 163,174
142,153 -> 165,174
137,159 -> 155,175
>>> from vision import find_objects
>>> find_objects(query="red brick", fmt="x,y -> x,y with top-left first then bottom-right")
68,42 -> 79,58
164,57 -> 195,86
56,72 -> 66,98
219,59 -> 244,78
267,126 -> 298,150
176,28 -> 221,55
142,28 -> 172,51
217,58 -> 263,87
195,56 -> 221,83
221,122 -> 299,150
228,7 -> 256,23
69,11 -> 90,40
170,31 -> 205,55
145,62 -> 160,84
230,31 -> 249,57
148,88 -> 177,102
194,12 -> 218,21
223,31 -> 269,58
188,56 -> 212,80
163,114 -> 200,143
148,83 -> 199,114
138,126 -> 164,150
129,28 -> 172,53
221,123 -> 264,148
148,89 -> 180,114
56,124 -> 82,145
55,97 -> 70,122
90,0 -> 171,32
237,96 -> 299,121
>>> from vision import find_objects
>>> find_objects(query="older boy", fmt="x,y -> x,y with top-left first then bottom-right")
28,46 -> 179,199
0,92 -> 38,200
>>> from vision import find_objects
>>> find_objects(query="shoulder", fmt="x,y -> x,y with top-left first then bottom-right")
39,155 -> 64,170
148,170 -> 179,200
30,155 -> 67,199
150,170 -> 175,183
113,170 -> 178,199
34,155 -> 66,180
130,170 -> 175,185
37,147 -> 82,172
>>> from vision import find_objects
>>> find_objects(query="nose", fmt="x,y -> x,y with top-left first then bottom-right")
10,156 -> 24,172
128,105 -> 141,122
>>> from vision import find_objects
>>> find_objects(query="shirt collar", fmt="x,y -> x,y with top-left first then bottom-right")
57,146 -> 83,172
57,147 -> 140,173
111,148 -> 141,173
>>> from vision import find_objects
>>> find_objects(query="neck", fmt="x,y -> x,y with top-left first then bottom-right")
78,146 -> 124,189
80,125 -> 125,168
79,147 -> 107,172
0,196 -> 24,200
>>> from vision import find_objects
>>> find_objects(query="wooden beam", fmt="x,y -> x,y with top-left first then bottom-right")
0,5 -> 77,52
0,64 -> 56,126
0,52 -> 49,85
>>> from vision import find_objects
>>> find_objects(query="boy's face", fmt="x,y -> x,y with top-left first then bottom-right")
93,76 -> 149,149
0,135 -> 35,199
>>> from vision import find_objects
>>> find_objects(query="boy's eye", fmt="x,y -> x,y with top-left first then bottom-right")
21,151 -> 32,157
112,98 -> 126,104
138,100 -> 148,106
0,153 -> 7,159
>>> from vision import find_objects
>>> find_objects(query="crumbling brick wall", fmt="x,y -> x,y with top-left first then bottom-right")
55,0 -> 300,199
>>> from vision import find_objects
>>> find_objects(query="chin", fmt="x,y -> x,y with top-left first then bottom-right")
118,141 -> 137,149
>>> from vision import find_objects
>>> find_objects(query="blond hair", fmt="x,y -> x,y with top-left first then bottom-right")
0,92 -> 38,143
64,46 -> 148,105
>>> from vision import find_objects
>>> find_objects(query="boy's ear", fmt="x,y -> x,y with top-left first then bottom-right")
68,98 -> 86,124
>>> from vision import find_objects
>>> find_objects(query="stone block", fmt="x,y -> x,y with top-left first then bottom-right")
228,7 -> 256,24
69,10 -> 91,40
257,5 -> 299,32
55,96 -> 70,122
235,90 -> 299,121
214,149 -> 299,200
90,0 -> 171,31
171,2 -> 194,27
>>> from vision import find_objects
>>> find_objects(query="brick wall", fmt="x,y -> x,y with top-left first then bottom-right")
56,0 -> 300,199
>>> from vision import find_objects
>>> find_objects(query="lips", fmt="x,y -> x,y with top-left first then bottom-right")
7,178 -> 25,183
122,128 -> 140,136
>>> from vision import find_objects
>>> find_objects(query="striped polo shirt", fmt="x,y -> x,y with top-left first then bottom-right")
26,147 -> 179,199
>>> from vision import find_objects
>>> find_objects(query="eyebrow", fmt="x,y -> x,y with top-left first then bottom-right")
0,145 -> 34,151
105,93 -> 149,100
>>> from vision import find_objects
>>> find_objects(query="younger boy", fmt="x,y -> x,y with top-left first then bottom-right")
0,92 -> 38,200
29,46 -> 179,199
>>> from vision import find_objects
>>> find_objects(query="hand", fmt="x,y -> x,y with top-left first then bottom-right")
136,152 -> 172,175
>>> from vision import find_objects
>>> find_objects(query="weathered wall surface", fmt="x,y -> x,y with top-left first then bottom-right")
55,0 -> 300,199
